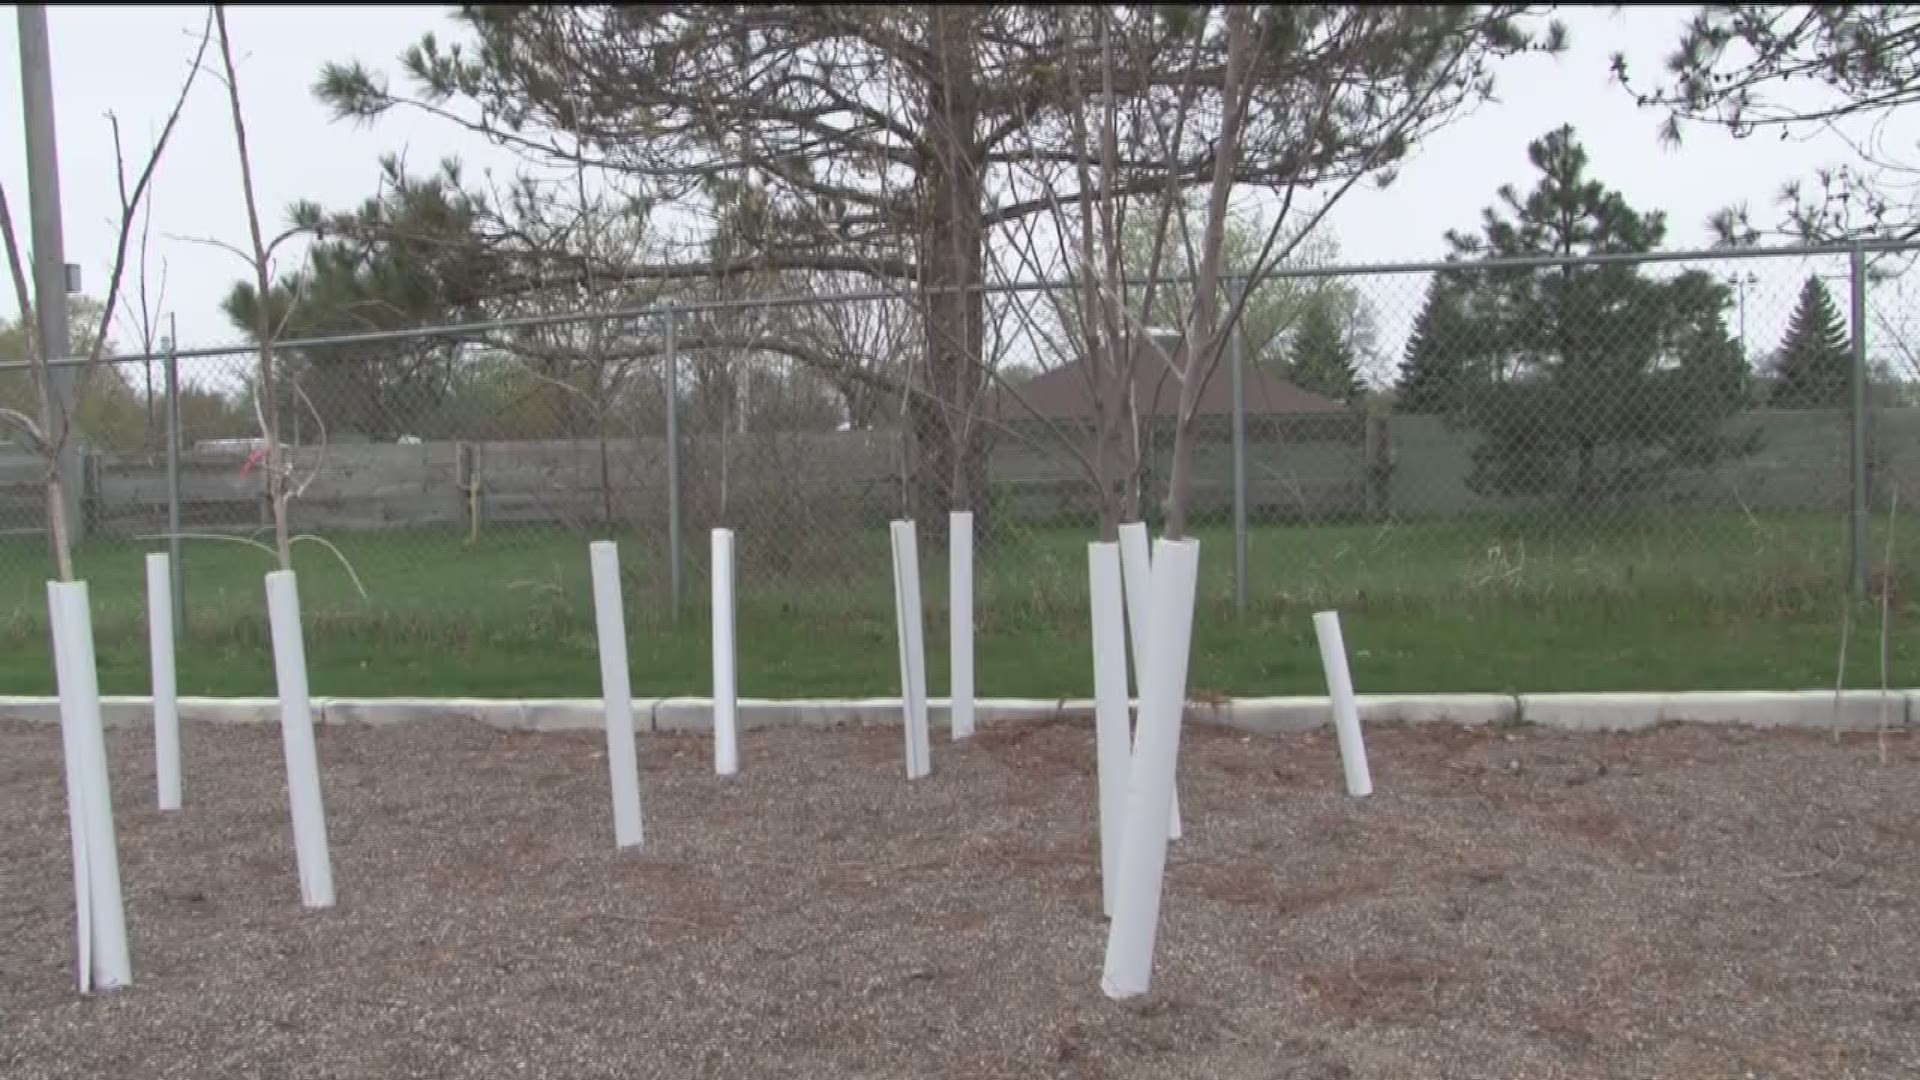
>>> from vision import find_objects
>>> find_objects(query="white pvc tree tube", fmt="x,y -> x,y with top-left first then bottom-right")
1117,522 -> 1182,841
949,510 -> 975,741
588,541 -> 645,848
1088,542 -> 1131,919
48,594 -> 92,991
49,581 -> 132,992
889,520 -> 931,779
1116,523 -> 1153,703
1313,610 -> 1373,798
146,553 -> 180,811
265,570 -> 335,908
711,528 -> 739,777
1101,538 -> 1200,1000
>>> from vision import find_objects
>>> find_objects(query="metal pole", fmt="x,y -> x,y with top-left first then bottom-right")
1227,279 -> 1249,618
17,5 -> 84,549
1737,275 -> 1750,358
1848,243 -> 1871,600
164,317 -> 183,640
664,305 -> 683,623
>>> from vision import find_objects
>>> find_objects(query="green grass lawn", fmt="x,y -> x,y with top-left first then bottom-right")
0,510 -> 1912,699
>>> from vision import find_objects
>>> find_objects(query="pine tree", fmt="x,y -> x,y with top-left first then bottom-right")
1396,276 -> 1480,413
1290,296 -> 1363,402
1445,124 -> 1751,499
1768,275 -> 1851,409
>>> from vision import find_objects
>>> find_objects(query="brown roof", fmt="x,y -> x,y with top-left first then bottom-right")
988,331 -> 1349,422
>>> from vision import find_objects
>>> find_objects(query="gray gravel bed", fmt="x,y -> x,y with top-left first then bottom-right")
3,717 -> 1918,1079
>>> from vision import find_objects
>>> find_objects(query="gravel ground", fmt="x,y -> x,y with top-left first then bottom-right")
2,715 -> 1919,1079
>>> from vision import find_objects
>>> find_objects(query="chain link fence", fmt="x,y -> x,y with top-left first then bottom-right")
1,242 -> 1914,696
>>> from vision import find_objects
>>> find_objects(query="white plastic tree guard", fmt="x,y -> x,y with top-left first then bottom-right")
588,541 -> 646,848
711,528 -> 740,777
48,581 -> 131,992
889,519 -> 931,779
146,552 -> 181,811
1117,522 -> 1182,840
1088,542 -> 1132,919
1101,538 -> 1200,1000
949,510 -> 976,741
1313,610 -> 1374,798
265,570 -> 335,908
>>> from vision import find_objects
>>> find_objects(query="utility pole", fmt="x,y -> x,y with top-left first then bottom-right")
17,5 -> 86,546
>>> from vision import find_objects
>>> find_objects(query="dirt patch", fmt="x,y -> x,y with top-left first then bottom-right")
1,718 -> 1918,1079
1299,954 -> 1450,1024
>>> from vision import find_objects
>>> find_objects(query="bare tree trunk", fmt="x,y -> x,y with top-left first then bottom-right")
1092,6 -> 1129,544
214,6 -> 291,570
1163,8 -> 1252,540
913,6 -> 989,549
42,470 -> 74,581
598,433 -> 614,529
146,361 -> 156,451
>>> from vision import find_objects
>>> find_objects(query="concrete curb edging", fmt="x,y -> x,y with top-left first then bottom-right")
1216,694 -> 1520,734
1515,690 -> 1908,732
0,690 -> 1909,734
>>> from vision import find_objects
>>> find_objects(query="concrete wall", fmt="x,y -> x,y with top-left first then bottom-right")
0,432 -> 908,538
1388,408 -> 1908,518
990,420 -> 1371,523
1,408 -> 1915,537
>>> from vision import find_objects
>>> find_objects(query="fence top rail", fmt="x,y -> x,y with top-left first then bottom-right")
5,237 -> 1914,375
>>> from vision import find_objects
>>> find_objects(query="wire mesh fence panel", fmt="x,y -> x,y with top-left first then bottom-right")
0,242 -> 1915,698
1864,255 -> 1920,616
1249,250 -> 1869,620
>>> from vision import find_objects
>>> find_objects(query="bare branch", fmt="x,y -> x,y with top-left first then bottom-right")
75,7 -> 213,381
214,3 -> 294,569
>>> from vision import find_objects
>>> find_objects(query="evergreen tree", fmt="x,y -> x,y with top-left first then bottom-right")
1445,125 -> 1752,499
1768,275 -> 1851,409
1396,276 -> 1482,413
223,157 -> 504,440
1289,297 -> 1364,402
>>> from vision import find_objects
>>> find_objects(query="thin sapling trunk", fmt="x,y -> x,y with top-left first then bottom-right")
214,5 -> 292,570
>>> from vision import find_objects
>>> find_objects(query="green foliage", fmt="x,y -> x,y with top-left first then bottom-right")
1767,275 -> 1852,409
0,298 -> 150,453
173,385 -> 256,447
1395,277 -> 1484,414
1288,297 -> 1362,402
1443,125 -> 1753,501
223,157 -> 504,441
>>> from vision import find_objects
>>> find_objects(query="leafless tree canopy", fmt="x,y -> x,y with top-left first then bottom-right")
307,4 -> 1557,537
0,8 -> 209,578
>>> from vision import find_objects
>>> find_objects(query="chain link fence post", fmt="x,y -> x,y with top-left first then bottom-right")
665,303 -> 683,624
163,323 -> 184,640
1227,276 -> 1249,619
1849,242 -> 1871,600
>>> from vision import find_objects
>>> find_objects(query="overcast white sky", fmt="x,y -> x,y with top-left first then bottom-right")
0,4 -> 1912,363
